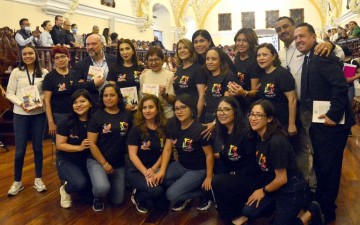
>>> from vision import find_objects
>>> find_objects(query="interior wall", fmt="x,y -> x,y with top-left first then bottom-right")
203,0 -> 322,46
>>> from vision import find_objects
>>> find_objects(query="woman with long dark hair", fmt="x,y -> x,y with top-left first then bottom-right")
87,83 -> 132,211
126,94 -> 168,213
211,96 -> 261,223
153,94 -> 214,211
56,89 -> 94,208
6,45 -> 48,196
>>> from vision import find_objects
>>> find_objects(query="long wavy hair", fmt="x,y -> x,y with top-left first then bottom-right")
192,29 -> 215,64
134,94 -> 167,139
234,28 -> 259,57
248,99 -> 285,141
67,89 -> 94,136
115,38 -> 142,71
18,45 -> 43,78
216,96 -> 248,144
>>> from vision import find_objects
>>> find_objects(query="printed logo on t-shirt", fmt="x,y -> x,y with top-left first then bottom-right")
264,83 -> 276,98
179,75 -> 189,88
119,122 -> 128,136
134,71 -> 141,83
102,123 -> 112,133
228,144 -> 240,161
58,83 -> 67,91
69,133 -> 79,139
211,83 -> 222,97
117,73 -> 126,82
182,138 -> 194,152
140,140 -> 151,150
256,150 -> 269,172
237,72 -> 245,86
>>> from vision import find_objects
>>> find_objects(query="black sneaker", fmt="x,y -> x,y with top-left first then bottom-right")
197,196 -> 211,211
131,195 -> 149,214
92,198 -> 104,212
308,201 -> 325,225
171,199 -> 191,211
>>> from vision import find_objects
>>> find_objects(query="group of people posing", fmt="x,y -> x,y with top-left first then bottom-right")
5,16 -> 354,225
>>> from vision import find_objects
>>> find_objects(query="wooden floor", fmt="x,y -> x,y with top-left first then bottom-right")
0,126 -> 359,225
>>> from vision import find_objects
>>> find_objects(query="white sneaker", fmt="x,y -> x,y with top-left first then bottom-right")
8,181 -> 24,196
34,178 -> 47,192
60,182 -> 72,208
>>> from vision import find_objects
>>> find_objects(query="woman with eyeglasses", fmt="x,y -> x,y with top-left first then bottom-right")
139,46 -> 176,119
256,43 -> 297,136
87,83 -> 132,212
227,28 -> 262,114
56,89 -> 94,209
126,94 -> 168,213
173,38 -> 206,119
107,39 -> 144,110
153,94 -> 214,211
211,96 -> 261,224
43,46 -> 102,139
233,99 -> 322,225
6,45 -> 48,196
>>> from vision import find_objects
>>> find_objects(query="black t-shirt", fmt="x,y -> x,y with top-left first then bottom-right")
107,64 -> 144,90
43,69 -> 96,114
234,55 -> 262,91
173,63 -> 206,100
255,133 -> 298,185
205,71 -> 239,114
220,130 -> 260,175
166,120 -> 211,170
56,119 -> 90,163
257,67 -> 295,126
127,126 -> 164,168
87,109 -> 132,168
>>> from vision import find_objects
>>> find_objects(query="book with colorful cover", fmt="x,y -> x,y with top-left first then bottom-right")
21,86 -> 42,110
343,63 -> 357,78
120,86 -> 139,107
142,84 -> 159,97
87,65 -> 104,80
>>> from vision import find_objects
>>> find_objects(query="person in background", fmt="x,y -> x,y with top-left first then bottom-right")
110,32 -> 119,47
6,45 -> 48,196
87,84 -> 132,211
39,20 -> 54,47
102,28 -> 111,46
56,89 -> 94,209
71,24 -> 84,48
348,21 -> 360,38
126,94 -> 168,213
150,36 -> 165,50
15,18 -> 40,51
153,94 -> 214,211
342,46 -> 360,107
63,19 -> 80,48
50,15 -> 67,46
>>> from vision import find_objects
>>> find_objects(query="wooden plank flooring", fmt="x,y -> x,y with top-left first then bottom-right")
0,125 -> 359,225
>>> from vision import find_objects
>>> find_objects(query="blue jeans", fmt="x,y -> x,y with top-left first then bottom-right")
57,158 -> 90,194
163,161 -> 205,205
87,158 -> 125,204
242,172 -> 309,225
126,165 -> 165,203
13,113 -> 46,181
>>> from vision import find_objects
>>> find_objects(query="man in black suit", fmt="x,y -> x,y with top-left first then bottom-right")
294,23 -> 354,225
50,15 -> 68,47
150,36 -> 165,49
74,34 -> 115,105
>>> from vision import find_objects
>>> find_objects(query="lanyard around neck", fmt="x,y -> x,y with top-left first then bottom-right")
25,67 -> 35,86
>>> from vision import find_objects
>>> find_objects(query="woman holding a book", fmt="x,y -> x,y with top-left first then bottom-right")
6,45 -> 48,196
139,46 -> 175,119
107,39 -> 144,110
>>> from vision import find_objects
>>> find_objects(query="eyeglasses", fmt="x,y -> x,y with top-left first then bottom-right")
247,113 -> 267,120
148,58 -> 162,63
174,105 -> 187,112
216,107 -> 232,114
54,55 -> 67,60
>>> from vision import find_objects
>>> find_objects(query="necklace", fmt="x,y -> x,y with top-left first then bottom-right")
285,47 -> 296,72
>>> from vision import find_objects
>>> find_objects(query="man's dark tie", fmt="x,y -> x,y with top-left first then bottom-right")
300,55 -> 309,103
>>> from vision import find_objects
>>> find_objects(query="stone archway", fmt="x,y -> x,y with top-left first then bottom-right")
152,3 -> 171,49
